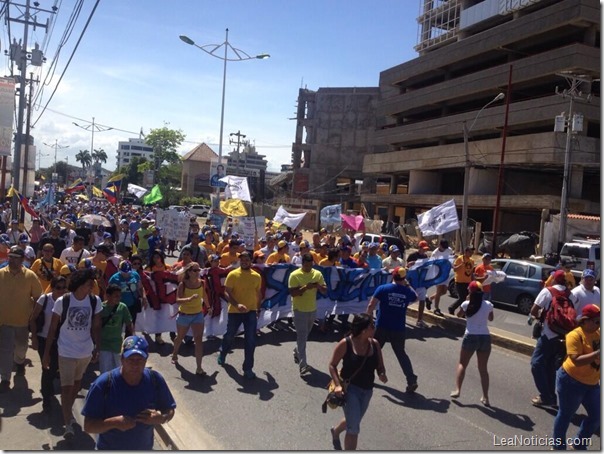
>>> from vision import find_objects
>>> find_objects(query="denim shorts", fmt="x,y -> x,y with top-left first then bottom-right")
176,311 -> 204,327
343,383 -> 373,435
461,334 -> 491,353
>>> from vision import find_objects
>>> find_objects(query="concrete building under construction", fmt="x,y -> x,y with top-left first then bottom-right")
362,0 -> 600,232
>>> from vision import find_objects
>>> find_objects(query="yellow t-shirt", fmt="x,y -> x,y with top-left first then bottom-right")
319,258 -> 339,267
216,240 -> 228,255
562,326 -> 600,386
288,268 -> 326,312
544,270 -> 576,290
0,267 -> 43,327
220,252 -> 240,268
310,250 -> 324,265
31,257 -> 63,291
203,241 -> 216,254
454,255 -> 474,284
179,284 -> 204,314
266,252 -> 291,265
224,268 -> 262,313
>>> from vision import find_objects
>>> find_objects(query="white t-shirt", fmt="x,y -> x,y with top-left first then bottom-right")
62,229 -> 77,248
431,247 -> 452,260
35,292 -> 56,338
571,284 -> 601,319
59,247 -> 91,266
53,293 -> 102,358
461,299 -> 493,335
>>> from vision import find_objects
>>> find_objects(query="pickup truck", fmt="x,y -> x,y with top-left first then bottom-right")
559,239 -> 600,283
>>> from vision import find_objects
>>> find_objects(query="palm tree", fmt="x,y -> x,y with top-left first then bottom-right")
75,149 -> 92,171
92,148 -> 108,166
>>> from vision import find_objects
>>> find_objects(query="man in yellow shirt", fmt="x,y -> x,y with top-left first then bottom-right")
218,252 -> 262,379
219,239 -> 242,269
288,253 -> 326,375
544,258 -> 576,290
448,246 -> 475,315
31,243 -> 63,292
266,240 -> 291,265
0,246 -> 43,391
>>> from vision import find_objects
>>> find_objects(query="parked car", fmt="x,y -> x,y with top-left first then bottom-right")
168,205 -> 186,212
361,233 -> 406,254
448,258 -> 555,315
559,239 -> 600,283
189,204 -> 210,217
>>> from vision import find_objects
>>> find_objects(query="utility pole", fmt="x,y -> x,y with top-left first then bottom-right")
229,130 -> 246,174
22,72 -> 36,198
43,139 -> 68,169
554,73 -> 592,250
6,0 -> 52,218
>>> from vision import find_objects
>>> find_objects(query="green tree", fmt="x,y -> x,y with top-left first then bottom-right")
75,149 -> 92,171
120,156 -> 146,186
92,148 -> 108,166
140,125 -> 185,186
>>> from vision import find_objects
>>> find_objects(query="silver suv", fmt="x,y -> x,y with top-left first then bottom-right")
559,239 -> 600,282
189,204 -> 210,217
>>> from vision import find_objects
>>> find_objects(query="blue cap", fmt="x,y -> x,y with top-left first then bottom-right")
103,232 -> 112,239
583,268 -> 596,279
119,261 -> 132,273
198,233 -> 206,240
389,245 -> 399,253
121,335 -> 149,359
369,242 -> 379,249
18,233 -> 29,243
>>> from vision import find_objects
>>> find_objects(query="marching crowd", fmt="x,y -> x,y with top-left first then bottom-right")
0,197 -> 599,450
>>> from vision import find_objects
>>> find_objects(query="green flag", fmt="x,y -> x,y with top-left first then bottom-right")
143,184 -> 163,205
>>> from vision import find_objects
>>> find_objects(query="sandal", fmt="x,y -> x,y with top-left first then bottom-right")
450,390 -> 460,398
330,427 -> 342,451
433,309 -> 444,317
171,355 -> 178,365
480,397 -> 490,407
196,368 -> 207,377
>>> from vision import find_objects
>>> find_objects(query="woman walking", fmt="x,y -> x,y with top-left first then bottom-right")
552,304 -> 600,450
328,313 -> 387,450
450,281 -> 494,405
171,263 -> 211,375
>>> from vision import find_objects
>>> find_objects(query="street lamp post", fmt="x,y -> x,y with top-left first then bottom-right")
73,117 -> 112,196
179,29 -> 269,166
461,92 -> 505,250
43,139 -> 68,168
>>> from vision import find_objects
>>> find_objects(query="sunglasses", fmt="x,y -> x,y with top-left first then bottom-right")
55,286 -> 67,290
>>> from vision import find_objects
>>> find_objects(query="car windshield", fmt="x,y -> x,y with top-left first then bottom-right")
560,245 -> 589,259
505,262 -> 528,278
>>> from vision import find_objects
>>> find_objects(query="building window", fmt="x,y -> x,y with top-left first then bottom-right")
121,145 -> 130,150
123,158 -> 130,163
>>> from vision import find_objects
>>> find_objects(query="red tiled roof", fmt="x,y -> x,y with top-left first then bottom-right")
182,143 -> 218,162
568,214 -> 600,222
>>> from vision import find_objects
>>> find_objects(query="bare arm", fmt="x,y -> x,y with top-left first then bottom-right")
42,313 -> 60,369
328,339 -> 348,393
367,296 -> 378,314
568,350 -> 601,367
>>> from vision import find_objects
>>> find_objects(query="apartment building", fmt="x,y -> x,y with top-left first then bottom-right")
363,0 -> 600,232
116,138 -> 154,170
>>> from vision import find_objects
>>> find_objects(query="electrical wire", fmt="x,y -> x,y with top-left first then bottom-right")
31,0 -> 97,127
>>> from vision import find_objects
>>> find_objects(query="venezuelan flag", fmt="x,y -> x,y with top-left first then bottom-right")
7,186 -> 38,218
102,184 -> 117,204
65,178 -> 86,194
107,174 -> 125,191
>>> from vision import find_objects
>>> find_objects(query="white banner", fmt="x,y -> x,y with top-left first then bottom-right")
127,183 -> 148,199
239,216 -> 265,249
273,205 -> 306,229
320,204 -> 342,226
155,208 -> 191,242
220,175 -> 252,202
417,199 -> 460,236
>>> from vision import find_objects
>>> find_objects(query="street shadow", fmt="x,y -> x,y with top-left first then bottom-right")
0,375 -> 39,417
174,361 -> 217,394
300,367 -> 332,391
373,383 -> 450,413
405,324 -> 461,343
221,363 -> 278,401
534,405 -> 596,432
53,421 -> 96,451
451,399 -> 535,431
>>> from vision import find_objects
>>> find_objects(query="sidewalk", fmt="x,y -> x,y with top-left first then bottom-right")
0,346 -> 169,450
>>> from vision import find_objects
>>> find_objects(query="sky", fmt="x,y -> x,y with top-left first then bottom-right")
3,0 -> 421,173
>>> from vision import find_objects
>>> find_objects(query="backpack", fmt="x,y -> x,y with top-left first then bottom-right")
544,287 -> 577,336
57,293 -> 98,338
32,294 -> 49,334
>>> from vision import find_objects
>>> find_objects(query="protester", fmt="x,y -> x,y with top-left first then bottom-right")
29,275 -> 68,411
428,239 -> 452,316
473,253 -> 495,301
551,304 -> 600,450
328,313 -> 387,451
0,246 -> 43,392
406,240 -> 430,328
30,242 -> 63,291
450,281 -> 494,406
108,260 -> 146,329
288,253 -> 327,375
82,335 -> 176,450
171,263 -> 211,376
217,252 -> 262,379
366,266 -> 419,393
42,268 -> 102,439
98,284 -> 133,373
59,235 -> 91,266
571,269 -> 600,316
448,246 -> 475,315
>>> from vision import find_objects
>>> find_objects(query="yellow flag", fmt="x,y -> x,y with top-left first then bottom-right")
6,186 -> 16,198
220,199 -> 248,217
92,186 -> 103,197
107,173 -> 125,183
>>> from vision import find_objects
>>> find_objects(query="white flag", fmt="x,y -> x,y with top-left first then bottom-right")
220,176 -> 251,202
417,199 -> 460,236
320,204 -> 342,225
127,183 -> 148,199
273,205 -> 306,229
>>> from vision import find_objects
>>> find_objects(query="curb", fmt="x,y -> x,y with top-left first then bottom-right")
407,306 -> 536,356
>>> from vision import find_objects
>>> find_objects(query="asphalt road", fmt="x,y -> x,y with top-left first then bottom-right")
146,320 -> 600,451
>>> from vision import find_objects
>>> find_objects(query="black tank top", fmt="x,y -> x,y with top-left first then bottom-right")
340,336 -> 379,390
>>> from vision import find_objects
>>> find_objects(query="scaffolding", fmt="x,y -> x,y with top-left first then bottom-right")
415,0 -> 461,54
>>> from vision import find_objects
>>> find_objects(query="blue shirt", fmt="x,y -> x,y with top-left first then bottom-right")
108,271 -> 141,308
81,368 -> 176,450
366,254 -> 382,270
372,283 -> 418,331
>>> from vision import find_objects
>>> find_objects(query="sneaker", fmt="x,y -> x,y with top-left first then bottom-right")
299,365 -> 311,376
243,370 -> 257,380
425,298 -> 432,311
433,309 -> 444,317
63,420 -> 75,440
293,349 -> 300,364
0,380 -> 10,393
406,382 -> 418,393
448,306 -> 455,315
15,363 -> 25,376
531,396 -> 555,407
217,356 -> 225,367
415,320 -> 428,328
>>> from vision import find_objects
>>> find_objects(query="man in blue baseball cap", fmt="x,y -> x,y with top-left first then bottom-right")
81,335 -> 176,450
571,268 -> 600,318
